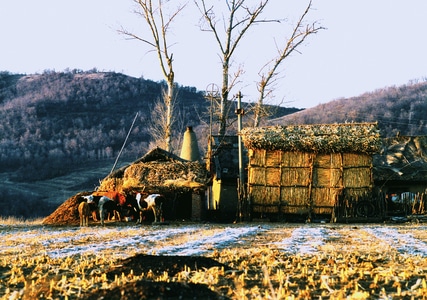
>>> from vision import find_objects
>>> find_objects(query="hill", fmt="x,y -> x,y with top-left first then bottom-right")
0,70 -> 299,218
270,80 -> 427,137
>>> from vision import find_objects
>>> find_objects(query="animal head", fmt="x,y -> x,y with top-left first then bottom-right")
82,195 -> 94,203
135,193 -> 145,210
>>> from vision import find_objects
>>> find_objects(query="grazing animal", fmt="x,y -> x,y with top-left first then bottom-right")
98,196 -> 112,225
102,197 -> 122,221
78,201 -> 91,226
94,191 -> 124,221
135,193 -> 165,223
83,195 -> 115,226
82,195 -> 98,221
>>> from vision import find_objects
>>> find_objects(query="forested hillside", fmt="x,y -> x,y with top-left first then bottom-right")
0,70 -> 297,182
270,80 -> 427,137
0,71 -> 186,180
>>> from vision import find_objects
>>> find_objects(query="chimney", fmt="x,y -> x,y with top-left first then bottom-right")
180,126 -> 201,161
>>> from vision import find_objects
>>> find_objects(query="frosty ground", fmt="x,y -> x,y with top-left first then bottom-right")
3,222 -> 427,259
2,222 -> 427,299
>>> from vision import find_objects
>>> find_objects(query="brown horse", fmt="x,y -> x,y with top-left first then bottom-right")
78,201 -> 91,226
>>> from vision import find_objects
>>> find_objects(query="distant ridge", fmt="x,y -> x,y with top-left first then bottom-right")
270,80 -> 427,137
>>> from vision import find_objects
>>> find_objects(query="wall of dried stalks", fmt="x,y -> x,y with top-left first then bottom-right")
242,123 -> 380,220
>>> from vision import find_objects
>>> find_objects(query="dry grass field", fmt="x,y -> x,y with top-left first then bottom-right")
2,219 -> 427,299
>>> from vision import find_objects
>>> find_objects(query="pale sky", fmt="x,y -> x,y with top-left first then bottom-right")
1,1 -> 427,109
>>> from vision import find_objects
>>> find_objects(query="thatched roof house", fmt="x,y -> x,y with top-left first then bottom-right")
241,123 -> 382,222
100,147 -> 210,221
99,147 -> 210,194
44,148 -> 211,225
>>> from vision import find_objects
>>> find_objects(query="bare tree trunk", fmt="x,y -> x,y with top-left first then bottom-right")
119,0 -> 185,152
165,79 -> 174,151
219,60 -> 230,136
195,0 -> 269,137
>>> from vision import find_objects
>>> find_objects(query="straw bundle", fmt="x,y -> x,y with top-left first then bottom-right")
343,168 -> 372,188
241,123 -> 381,154
314,153 -> 342,168
313,168 -> 342,188
98,160 -> 210,192
343,153 -> 371,167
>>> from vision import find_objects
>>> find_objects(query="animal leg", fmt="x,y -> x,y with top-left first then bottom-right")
84,210 -> 89,226
100,208 -> 104,226
152,207 -> 157,223
115,210 -> 121,221
92,211 -> 98,221
153,203 -> 163,223
140,211 -> 143,223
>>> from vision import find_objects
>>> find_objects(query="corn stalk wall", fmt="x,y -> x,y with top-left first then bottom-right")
248,149 -> 373,216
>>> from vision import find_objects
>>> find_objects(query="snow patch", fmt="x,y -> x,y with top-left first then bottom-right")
154,226 -> 260,256
274,226 -> 331,255
364,227 -> 427,256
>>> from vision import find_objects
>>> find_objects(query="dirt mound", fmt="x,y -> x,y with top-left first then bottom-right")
42,192 -> 90,225
106,254 -> 231,279
83,254 -> 230,300
85,280 -> 224,300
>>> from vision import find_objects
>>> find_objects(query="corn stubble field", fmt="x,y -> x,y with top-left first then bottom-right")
2,220 -> 427,299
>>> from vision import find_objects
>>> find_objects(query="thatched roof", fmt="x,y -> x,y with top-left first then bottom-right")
99,147 -> 210,193
373,135 -> 427,182
241,123 -> 381,154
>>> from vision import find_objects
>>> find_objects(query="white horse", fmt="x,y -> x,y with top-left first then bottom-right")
135,193 -> 165,223
83,195 -> 113,226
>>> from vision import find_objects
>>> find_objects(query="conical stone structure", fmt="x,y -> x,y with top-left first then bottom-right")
180,126 -> 201,161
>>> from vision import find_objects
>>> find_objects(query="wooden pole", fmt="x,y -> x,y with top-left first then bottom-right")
110,112 -> 139,174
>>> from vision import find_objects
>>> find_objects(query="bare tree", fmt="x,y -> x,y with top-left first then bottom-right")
119,0 -> 186,152
195,0 -> 269,136
253,0 -> 323,127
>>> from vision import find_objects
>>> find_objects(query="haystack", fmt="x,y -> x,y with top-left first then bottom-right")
98,147 -> 210,194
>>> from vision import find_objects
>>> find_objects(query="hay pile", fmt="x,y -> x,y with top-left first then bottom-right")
42,192 -> 89,225
241,123 -> 381,154
98,148 -> 210,193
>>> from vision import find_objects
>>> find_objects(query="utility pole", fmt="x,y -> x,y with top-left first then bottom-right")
205,84 -> 220,210
235,91 -> 246,221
